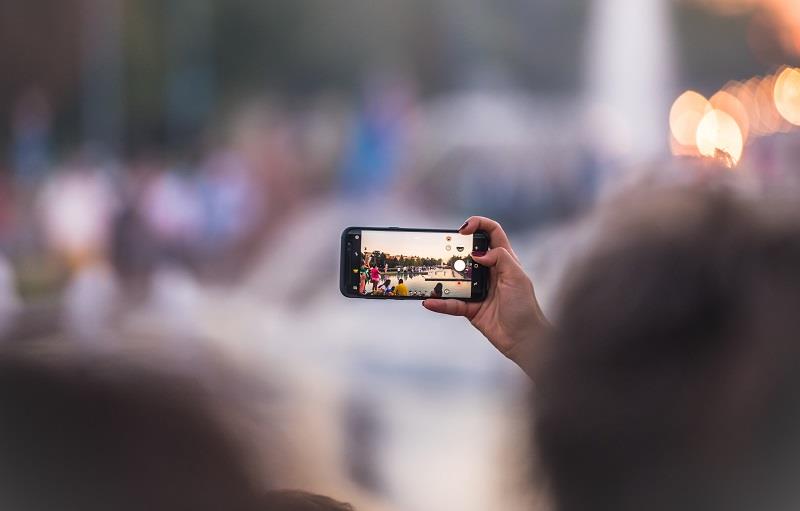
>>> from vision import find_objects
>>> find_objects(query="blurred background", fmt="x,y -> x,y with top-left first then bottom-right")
1,0 -> 800,509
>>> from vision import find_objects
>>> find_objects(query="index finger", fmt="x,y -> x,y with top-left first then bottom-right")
459,216 -> 519,262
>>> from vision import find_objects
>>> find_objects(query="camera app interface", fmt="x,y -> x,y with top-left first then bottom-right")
357,231 -> 475,298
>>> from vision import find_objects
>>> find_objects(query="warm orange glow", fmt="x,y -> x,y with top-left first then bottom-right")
710,89 -> 750,142
737,77 -> 767,136
774,66 -> 800,126
697,0 -> 800,57
670,91 -> 712,147
751,75 -> 787,134
695,109 -> 744,167
724,80 -> 759,137
670,134 -> 700,157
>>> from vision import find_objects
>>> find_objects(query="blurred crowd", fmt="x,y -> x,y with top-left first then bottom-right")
0,80 -> 612,312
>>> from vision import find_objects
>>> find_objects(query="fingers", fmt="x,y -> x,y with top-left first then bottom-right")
422,299 -> 480,319
459,216 -> 519,262
472,247 -> 521,276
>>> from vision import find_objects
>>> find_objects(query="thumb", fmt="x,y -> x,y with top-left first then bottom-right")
422,299 -> 479,319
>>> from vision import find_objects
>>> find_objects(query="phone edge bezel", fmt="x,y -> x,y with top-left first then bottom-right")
339,227 -> 488,302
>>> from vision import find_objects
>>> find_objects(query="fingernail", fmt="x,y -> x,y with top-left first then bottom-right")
459,221 -> 469,231
472,250 -> 487,257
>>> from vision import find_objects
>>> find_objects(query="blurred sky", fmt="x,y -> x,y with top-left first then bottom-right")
360,231 -> 472,261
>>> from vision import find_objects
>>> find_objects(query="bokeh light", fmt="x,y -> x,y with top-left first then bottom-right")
710,89 -> 750,142
724,80 -> 760,137
695,109 -> 744,166
754,74 -> 789,134
670,91 -> 712,147
774,66 -> 800,125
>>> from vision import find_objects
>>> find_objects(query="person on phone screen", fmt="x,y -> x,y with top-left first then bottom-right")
379,279 -> 394,296
424,187 -> 800,511
430,282 -> 443,298
358,267 -> 367,295
395,279 -> 409,297
369,265 -> 380,293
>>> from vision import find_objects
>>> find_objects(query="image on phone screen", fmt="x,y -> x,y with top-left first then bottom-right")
340,228 -> 488,300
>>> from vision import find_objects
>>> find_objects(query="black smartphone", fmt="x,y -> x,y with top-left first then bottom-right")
340,227 -> 489,301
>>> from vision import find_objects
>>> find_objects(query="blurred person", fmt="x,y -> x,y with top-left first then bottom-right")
228,100 -> 304,235
62,260 -> 121,343
11,88 -> 52,185
37,166 -> 119,269
139,168 -> 204,265
340,77 -> 416,196
425,185 -> 800,510
430,282 -> 444,298
110,158 -> 160,296
197,150 -> 264,265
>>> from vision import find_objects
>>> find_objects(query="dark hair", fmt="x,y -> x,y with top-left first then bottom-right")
0,348 -> 262,511
398,279 -> 404,284
534,187 -> 800,511
260,490 -> 355,510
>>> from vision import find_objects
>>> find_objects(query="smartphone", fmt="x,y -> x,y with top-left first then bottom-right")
340,227 -> 489,301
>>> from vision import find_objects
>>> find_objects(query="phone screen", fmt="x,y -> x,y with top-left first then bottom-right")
341,228 -> 488,300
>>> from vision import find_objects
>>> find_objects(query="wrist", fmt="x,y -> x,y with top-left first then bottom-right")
504,318 -> 549,381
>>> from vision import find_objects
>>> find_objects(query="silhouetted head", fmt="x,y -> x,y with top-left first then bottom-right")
0,347 -> 262,511
260,490 -> 355,510
534,187 -> 800,511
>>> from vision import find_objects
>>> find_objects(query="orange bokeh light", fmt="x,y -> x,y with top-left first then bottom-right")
670,91 -> 712,147
774,66 -> 800,126
755,74 -> 789,134
695,109 -> 744,167
710,89 -> 750,143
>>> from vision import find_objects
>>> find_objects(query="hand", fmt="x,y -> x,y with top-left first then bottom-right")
423,217 -> 549,380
